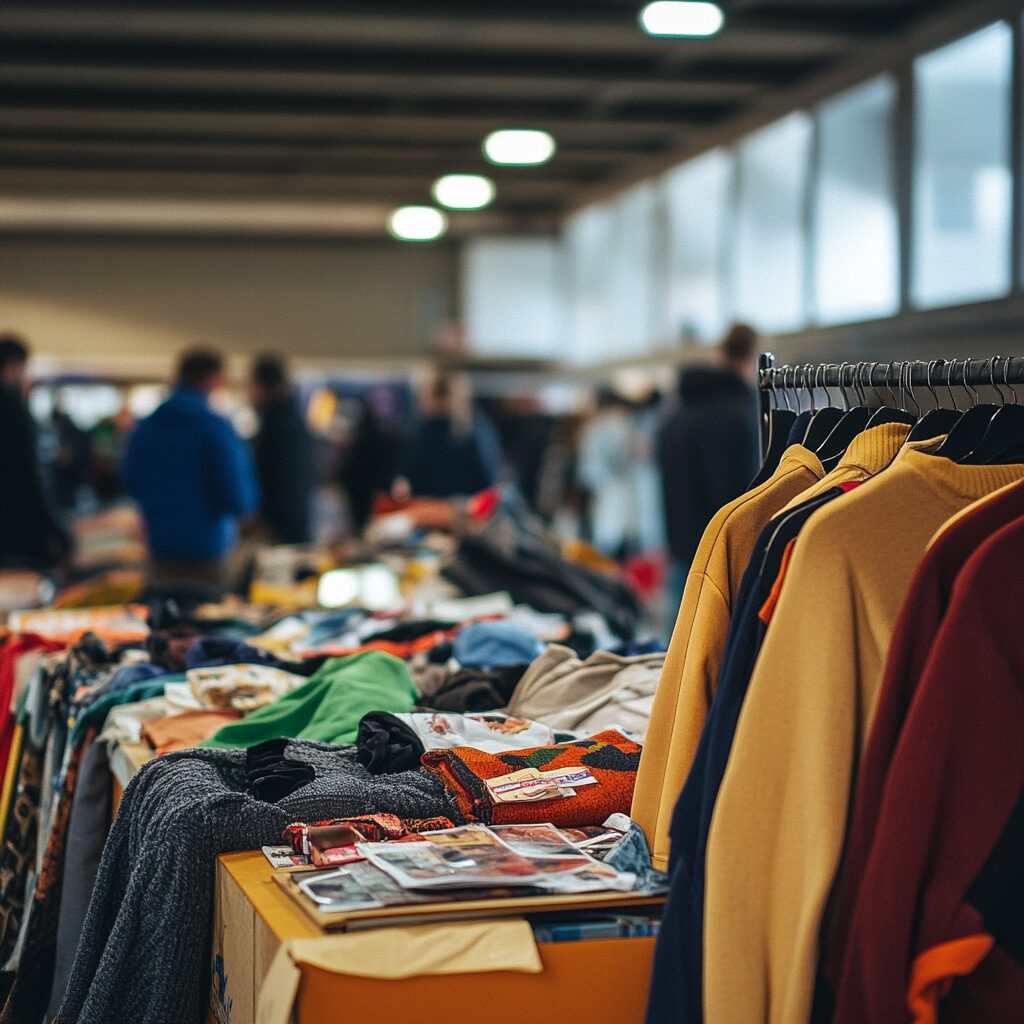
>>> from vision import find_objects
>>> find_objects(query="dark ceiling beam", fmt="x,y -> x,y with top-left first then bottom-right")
0,167 -> 582,202
0,62 -> 764,105
0,6 -> 872,57
0,137 -> 633,171
0,106 -> 693,143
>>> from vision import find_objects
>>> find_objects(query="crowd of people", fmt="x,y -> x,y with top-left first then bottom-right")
0,325 -> 762,626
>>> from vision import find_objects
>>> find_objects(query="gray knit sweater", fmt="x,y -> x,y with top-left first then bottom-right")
57,742 -> 461,1024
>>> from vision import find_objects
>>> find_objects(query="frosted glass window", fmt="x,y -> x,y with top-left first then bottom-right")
661,148 -> 733,343
607,182 -> 658,357
462,237 -> 565,357
814,77 -> 899,324
565,204 -> 613,364
733,112 -> 813,333
911,22 -> 1013,308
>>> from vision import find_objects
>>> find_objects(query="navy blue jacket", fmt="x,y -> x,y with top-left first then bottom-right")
123,388 -> 259,561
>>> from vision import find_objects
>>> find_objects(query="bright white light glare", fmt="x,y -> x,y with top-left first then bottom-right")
483,129 -> 556,166
639,1 -> 724,37
387,205 -> 447,241
432,173 -> 496,210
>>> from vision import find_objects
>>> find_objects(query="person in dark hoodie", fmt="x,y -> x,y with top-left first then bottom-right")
250,354 -> 316,545
658,323 -> 760,619
0,334 -> 72,570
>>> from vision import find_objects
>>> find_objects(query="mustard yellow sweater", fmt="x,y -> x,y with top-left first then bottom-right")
703,448 -> 1024,1024
632,445 -> 823,870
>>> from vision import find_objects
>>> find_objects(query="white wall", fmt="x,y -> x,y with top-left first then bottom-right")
0,236 -> 457,377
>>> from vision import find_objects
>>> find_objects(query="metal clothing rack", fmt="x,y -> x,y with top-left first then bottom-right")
756,352 -> 1024,455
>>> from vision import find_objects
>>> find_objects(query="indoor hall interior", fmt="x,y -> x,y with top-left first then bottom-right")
0,2 -> 1021,1023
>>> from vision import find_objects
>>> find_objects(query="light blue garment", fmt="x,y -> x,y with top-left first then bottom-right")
452,620 -> 543,669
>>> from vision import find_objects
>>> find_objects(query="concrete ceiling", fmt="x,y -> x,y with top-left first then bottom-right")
0,0 -> 961,235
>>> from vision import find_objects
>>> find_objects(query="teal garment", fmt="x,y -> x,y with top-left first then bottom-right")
200,651 -> 418,749
67,676 -> 183,748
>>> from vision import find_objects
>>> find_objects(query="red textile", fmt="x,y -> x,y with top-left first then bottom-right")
0,634 -> 64,779
832,516 -> 1024,1024
826,479 -> 1024,996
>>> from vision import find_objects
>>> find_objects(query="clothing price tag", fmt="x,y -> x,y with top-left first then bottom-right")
485,766 -> 599,804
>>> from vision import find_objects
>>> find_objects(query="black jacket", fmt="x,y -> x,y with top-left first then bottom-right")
0,384 -> 71,569
252,395 -> 316,545
657,366 -> 759,566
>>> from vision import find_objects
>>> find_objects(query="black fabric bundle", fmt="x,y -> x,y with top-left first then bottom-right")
356,712 -> 424,774
443,528 -> 640,639
244,737 -> 316,801
421,664 -> 527,713
57,742 -> 462,1024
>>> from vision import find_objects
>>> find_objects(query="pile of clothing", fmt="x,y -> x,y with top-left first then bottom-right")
0,530 -> 663,1024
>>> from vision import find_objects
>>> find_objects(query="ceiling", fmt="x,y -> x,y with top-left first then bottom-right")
0,0 -> 961,235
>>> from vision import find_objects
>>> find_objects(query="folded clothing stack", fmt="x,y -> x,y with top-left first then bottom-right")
422,729 -> 641,828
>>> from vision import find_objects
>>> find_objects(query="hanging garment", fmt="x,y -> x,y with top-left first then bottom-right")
645,482 -> 859,1024
632,444 -> 824,870
1,729 -> 93,1024
832,516 -> 1024,1024
57,743 -> 461,1024
46,740 -> 112,1022
422,729 -> 641,828
506,644 -> 664,741
775,422 -> 910,512
701,449 -> 1024,1024
821,477 -> 1024,1016
200,651 -> 418,749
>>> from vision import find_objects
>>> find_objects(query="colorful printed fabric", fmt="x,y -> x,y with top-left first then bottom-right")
0,736 -> 43,964
0,729 -> 92,1024
422,728 -> 641,827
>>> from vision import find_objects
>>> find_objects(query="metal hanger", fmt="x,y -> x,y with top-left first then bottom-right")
907,359 -> 960,442
961,355 -> 1024,465
929,358 -> 1000,461
801,363 -> 844,448
866,359 -> 915,429
814,362 -> 872,467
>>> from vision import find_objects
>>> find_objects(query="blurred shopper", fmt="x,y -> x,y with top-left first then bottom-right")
577,388 -> 636,558
52,402 -> 93,512
658,323 -> 760,617
250,354 -> 316,544
123,347 -> 258,593
339,397 -> 400,534
394,371 -> 501,499
0,334 -> 72,570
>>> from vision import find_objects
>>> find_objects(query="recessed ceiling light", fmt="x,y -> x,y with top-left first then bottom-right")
639,1 -> 724,37
483,129 -> 556,167
432,173 -> 496,210
387,205 -> 447,241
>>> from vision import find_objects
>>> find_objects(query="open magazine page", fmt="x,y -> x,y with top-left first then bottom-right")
358,824 -> 546,889
491,824 -> 636,893
297,859 -> 454,911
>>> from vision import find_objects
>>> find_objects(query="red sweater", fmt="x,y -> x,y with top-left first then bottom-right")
832,515 -> 1024,1024
825,479 -> 1024,997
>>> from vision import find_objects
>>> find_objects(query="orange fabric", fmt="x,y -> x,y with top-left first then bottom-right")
141,709 -> 242,754
907,934 -> 993,1024
305,629 -> 455,660
758,538 -> 798,625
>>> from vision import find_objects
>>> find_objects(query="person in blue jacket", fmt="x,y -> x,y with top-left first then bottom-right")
123,347 -> 258,594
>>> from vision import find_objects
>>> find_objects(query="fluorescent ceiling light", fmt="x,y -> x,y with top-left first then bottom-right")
387,205 -> 447,241
639,1 -> 724,37
432,173 -> 496,210
483,128 -> 556,166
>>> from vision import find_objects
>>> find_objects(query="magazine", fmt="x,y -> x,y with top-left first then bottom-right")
358,824 -> 546,890
297,860 -> 452,911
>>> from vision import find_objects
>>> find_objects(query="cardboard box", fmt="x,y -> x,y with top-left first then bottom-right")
211,851 -> 660,1024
